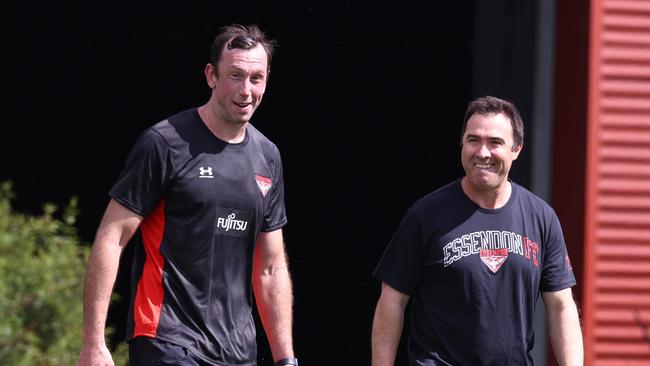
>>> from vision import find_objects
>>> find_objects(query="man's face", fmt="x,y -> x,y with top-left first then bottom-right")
461,113 -> 521,193
207,43 -> 268,126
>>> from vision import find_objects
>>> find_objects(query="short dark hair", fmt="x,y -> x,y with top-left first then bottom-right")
210,24 -> 277,77
461,96 -> 524,150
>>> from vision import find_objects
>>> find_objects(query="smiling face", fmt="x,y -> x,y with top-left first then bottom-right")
461,112 -> 522,194
205,43 -> 268,127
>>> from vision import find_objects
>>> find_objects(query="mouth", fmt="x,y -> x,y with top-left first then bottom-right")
233,101 -> 252,109
475,162 -> 493,169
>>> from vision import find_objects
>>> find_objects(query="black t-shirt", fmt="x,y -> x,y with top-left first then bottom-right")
374,179 -> 576,366
110,108 -> 286,365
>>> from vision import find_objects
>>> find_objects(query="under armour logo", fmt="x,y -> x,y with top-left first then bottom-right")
199,166 -> 214,178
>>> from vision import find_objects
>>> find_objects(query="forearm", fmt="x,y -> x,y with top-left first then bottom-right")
371,297 -> 405,366
81,234 -> 124,347
253,265 -> 294,361
545,292 -> 584,366
77,200 -> 141,366
81,200 -> 140,348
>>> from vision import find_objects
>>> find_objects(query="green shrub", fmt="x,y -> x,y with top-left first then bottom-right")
0,182 -> 127,365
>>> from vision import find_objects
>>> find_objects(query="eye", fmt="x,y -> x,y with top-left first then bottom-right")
251,74 -> 265,84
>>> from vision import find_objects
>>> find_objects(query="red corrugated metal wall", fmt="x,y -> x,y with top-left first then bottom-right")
585,0 -> 650,364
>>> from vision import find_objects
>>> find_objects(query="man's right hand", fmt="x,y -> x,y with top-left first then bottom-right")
76,344 -> 115,366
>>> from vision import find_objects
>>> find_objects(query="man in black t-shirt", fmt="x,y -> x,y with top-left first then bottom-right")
372,96 -> 583,365
77,25 -> 298,366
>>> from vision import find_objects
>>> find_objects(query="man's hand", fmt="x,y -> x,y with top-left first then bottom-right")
76,343 -> 115,366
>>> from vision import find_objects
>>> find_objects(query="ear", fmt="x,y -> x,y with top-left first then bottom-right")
511,144 -> 523,160
204,63 -> 217,88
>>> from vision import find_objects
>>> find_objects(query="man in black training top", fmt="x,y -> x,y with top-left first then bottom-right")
372,96 -> 583,365
76,24 -> 298,366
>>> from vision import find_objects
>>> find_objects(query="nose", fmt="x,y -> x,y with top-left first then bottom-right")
477,143 -> 491,158
238,78 -> 253,97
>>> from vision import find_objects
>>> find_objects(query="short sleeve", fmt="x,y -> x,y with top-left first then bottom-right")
540,210 -> 576,292
373,209 -> 425,295
260,146 -> 287,232
109,129 -> 173,217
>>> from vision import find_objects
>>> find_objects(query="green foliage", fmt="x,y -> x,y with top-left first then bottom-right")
0,182 -> 127,365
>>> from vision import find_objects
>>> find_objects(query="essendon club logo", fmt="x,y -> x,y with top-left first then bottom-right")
255,174 -> 272,197
480,249 -> 508,273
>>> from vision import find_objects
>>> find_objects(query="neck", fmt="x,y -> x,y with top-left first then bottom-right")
197,102 -> 247,143
461,178 -> 512,209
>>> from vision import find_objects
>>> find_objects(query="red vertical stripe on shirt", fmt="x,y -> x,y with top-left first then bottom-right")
133,199 -> 166,337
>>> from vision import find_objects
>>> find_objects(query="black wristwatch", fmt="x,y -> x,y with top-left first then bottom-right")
274,356 -> 299,366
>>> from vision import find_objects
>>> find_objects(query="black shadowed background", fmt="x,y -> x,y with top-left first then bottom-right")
2,1 -> 540,364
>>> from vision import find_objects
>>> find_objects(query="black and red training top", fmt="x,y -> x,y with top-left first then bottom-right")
110,108 -> 287,365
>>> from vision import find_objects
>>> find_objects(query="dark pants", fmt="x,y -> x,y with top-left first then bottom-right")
129,336 -> 208,366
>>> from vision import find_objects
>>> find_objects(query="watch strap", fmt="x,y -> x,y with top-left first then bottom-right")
275,356 -> 299,366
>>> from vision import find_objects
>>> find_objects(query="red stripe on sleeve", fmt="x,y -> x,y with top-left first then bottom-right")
133,199 -> 166,337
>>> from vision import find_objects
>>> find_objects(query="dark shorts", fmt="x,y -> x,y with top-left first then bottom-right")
129,336 -> 209,366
